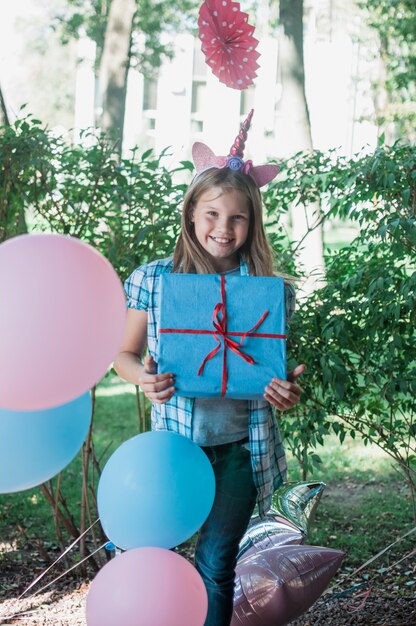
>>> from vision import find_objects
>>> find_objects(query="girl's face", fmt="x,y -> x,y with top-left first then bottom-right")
190,187 -> 250,272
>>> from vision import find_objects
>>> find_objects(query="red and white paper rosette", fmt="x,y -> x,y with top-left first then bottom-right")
198,0 -> 260,90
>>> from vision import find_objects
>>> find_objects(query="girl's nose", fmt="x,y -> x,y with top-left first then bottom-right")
218,217 -> 232,231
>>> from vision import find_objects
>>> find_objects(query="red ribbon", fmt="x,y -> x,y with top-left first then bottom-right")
159,275 -> 286,396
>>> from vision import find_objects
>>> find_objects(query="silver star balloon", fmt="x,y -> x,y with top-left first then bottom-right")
237,514 -> 303,561
271,481 -> 326,535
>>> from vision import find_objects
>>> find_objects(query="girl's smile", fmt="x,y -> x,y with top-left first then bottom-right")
191,187 -> 250,272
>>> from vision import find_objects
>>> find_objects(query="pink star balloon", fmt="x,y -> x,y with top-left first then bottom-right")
232,544 -> 345,625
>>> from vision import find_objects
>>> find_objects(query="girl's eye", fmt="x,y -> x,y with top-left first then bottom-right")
207,211 -> 217,217
233,215 -> 246,221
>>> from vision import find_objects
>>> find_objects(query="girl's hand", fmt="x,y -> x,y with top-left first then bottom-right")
264,364 -> 306,411
138,355 -> 175,404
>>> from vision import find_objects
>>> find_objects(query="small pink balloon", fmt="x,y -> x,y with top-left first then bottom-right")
86,547 -> 208,626
0,234 -> 126,410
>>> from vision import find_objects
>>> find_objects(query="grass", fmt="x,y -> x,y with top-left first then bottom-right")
285,435 -> 414,569
0,373 -> 414,578
0,372 -> 139,547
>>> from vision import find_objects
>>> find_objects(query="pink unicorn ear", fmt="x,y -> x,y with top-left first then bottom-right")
192,142 -> 227,172
250,163 -> 280,187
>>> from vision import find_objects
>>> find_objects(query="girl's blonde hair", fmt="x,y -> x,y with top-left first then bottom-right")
173,168 -> 275,276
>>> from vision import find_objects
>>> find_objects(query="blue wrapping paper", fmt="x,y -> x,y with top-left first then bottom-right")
158,274 -> 286,400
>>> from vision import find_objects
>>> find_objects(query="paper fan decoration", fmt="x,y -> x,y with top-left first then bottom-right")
198,0 -> 260,90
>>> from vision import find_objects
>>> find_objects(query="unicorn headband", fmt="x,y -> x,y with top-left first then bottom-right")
191,109 -> 279,188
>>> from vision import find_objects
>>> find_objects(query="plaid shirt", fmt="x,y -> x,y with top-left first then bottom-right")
125,257 -> 295,517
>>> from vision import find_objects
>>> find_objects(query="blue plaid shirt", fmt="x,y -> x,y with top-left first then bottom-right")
125,257 -> 295,517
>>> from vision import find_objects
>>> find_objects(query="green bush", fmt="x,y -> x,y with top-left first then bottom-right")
0,116 -> 192,278
1,118 -> 415,524
267,143 -> 416,517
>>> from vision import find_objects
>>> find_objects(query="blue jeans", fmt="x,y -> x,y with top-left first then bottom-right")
195,439 -> 258,626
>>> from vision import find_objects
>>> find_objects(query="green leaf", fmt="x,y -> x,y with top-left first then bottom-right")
141,148 -> 154,160
334,380 -> 345,400
402,188 -> 411,207
311,454 -> 322,464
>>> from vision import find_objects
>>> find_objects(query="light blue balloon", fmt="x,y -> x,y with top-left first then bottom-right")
97,431 -> 216,550
0,392 -> 92,493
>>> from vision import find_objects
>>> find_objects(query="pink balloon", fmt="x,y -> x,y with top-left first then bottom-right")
86,547 -> 208,626
232,544 -> 345,626
0,234 -> 126,410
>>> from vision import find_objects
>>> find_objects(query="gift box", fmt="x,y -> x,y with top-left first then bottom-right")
158,274 -> 287,400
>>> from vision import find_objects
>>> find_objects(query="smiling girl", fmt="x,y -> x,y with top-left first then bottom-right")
114,111 -> 305,626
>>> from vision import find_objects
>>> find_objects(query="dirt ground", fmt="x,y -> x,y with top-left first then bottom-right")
1,481 -> 415,625
0,542 -> 415,626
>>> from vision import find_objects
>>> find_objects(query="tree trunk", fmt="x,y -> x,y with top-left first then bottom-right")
278,0 -> 312,154
0,82 -> 9,127
98,0 -> 136,153
374,35 -> 397,145
278,0 -> 325,293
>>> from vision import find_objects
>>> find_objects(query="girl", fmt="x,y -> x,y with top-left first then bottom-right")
114,110 -> 305,626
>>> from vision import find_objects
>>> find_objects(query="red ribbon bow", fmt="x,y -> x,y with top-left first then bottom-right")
197,275 -> 269,395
